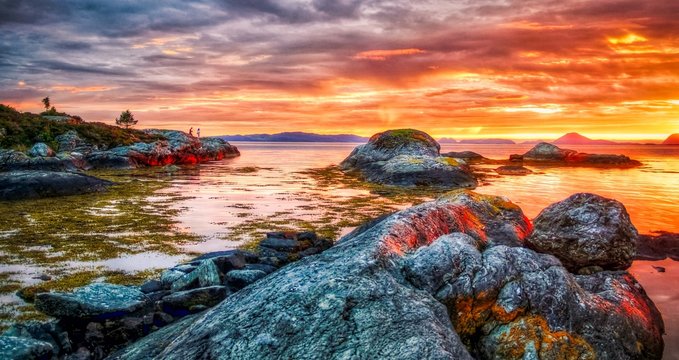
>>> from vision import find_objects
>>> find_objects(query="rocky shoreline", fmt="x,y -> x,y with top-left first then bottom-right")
0,129 -> 239,201
0,191 -> 665,359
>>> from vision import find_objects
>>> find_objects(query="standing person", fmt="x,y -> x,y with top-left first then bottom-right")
197,128 -> 201,138
189,127 -> 193,136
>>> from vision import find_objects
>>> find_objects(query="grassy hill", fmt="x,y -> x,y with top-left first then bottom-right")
0,104 -> 162,151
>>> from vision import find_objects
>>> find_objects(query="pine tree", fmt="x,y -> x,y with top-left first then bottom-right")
115,110 -> 138,129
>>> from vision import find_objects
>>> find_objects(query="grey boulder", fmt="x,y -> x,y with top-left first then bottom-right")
340,129 -> 477,188
527,193 -> 638,272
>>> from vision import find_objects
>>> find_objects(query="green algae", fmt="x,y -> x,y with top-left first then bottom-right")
0,168 -> 198,323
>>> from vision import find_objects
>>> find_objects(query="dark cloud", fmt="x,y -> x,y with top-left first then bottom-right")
0,0 -> 677,138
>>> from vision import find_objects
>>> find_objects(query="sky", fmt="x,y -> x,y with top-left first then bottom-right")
1,0 -> 678,140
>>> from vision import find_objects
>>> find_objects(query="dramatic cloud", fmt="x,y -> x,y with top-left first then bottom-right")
0,0 -> 678,139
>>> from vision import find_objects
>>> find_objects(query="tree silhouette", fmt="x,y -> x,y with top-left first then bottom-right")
115,110 -> 138,129
42,97 -> 50,111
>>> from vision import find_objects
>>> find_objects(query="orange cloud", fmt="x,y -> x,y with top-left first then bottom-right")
353,48 -> 425,61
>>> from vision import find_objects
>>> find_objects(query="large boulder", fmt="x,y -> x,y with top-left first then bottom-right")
340,129 -> 477,188
35,283 -> 149,320
111,191 -> 663,360
526,193 -> 638,272
0,170 -> 113,200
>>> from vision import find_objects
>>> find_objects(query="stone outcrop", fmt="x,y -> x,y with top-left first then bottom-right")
512,142 -> 640,167
0,170 -> 113,200
0,129 -> 239,172
106,191 -> 663,360
527,193 -> 638,272
340,129 -> 477,188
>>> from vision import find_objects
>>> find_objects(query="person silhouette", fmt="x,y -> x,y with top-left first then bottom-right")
197,128 -> 201,138
189,127 -> 193,136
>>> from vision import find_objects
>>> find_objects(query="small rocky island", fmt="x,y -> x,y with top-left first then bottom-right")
511,142 -> 641,167
340,129 -> 477,188
0,191 -> 665,359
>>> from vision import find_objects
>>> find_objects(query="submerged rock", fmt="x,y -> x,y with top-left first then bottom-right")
35,283 -> 149,320
112,190 -> 662,360
495,165 -> 533,175
340,129 -> 477,188
527,193 -> 638,272
0,170 -> 113,200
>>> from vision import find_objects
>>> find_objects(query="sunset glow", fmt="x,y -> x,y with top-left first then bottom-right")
1,0 -> 678,139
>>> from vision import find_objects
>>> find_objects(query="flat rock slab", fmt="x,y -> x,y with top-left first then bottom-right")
0,335 -> 54,360
35,283 -> 148,320
0,170 -> 112,200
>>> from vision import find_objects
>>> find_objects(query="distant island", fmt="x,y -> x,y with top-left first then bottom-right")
219,132 -> 368,143
458,138 -> 516,144
553,132 -> 617,145
663,134 -> 679,145
217,131 -> 674,145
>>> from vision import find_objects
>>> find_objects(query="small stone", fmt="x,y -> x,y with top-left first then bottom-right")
652,266 -> 666,273
244,263 -> 278,274
259,237 -> 303,252
161,286 -> 228,317
171,260 -> 222,292
140,280 -> 163,294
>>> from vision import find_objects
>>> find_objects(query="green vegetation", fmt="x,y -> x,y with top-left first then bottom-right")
115,109 -> 138,129
0,104 -> 162,150
371,128 -> 436,150
0,168 -> 200,323
41,97 -> 50,111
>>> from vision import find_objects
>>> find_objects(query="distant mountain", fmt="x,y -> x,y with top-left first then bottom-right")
520,140 -> 544,145
458,138 -> 516,144
553,132 -> 617,145
438,137 -> 457,144
219,132 -> 368,143
662,134 -> 679,145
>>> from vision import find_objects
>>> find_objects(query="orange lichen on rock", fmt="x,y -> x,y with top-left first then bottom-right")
494,315 -> 595,360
